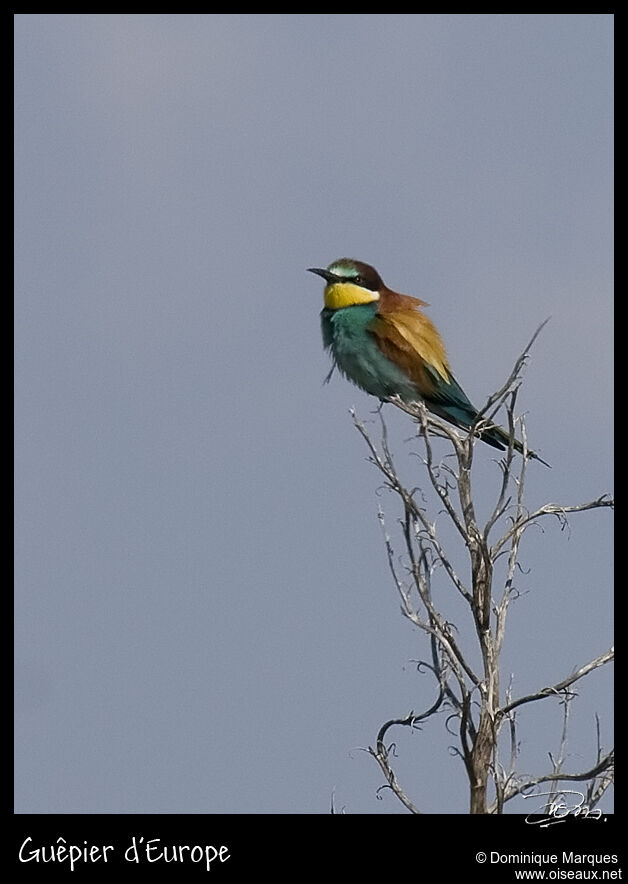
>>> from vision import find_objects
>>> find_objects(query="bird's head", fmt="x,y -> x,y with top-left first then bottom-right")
307,258 -> 383,310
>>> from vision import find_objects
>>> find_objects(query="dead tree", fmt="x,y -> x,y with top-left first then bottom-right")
350,324 -> 613,814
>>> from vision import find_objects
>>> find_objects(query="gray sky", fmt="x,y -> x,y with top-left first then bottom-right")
15,14 -> 613,814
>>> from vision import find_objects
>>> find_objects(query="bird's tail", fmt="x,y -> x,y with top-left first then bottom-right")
480,423 -> 551,468
422,385 -> 550,467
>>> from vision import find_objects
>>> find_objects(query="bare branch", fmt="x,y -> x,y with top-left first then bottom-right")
353,410 -> 472,602
376,506 -> 480,690
483,390 -> 520,540
377,399 -> 471,542
476,319 -> 551,420
580,714 -> 614,810
492,496 -> 614,556
505,751 -> 614,804
368,685 -> 446,815
499,648 -> 614,718
543,693 -> 573,813
349,327 -> 612,814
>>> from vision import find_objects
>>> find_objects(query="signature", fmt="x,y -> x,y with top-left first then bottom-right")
523,790 -> 605,827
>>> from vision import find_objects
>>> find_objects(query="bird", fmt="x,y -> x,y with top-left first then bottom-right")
308,258 -> 548,465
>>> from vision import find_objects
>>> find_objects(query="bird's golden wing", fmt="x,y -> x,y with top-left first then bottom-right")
368,309 -> 451,399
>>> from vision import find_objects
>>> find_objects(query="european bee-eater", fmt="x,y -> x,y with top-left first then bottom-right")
308,258 -> 547,463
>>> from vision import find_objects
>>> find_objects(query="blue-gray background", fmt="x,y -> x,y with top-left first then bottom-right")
15,14 -> 613,814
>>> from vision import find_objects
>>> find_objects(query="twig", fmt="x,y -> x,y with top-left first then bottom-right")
499,648 -> 614,718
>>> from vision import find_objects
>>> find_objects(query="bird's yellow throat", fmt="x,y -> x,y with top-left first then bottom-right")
324,282 -> 379,310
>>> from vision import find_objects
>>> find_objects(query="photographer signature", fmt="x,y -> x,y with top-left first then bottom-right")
524,790 -> 606,827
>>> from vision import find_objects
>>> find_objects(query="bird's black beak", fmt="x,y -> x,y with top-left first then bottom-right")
307,267 -> 337,284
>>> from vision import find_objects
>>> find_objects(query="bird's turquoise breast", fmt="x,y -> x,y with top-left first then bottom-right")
321,305 -> 419,401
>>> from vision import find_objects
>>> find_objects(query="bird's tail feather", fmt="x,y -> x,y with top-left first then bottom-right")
481,424 -> 551,468
418,398 -> 551,467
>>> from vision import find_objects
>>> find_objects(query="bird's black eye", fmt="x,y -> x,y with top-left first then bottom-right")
353,275 -> 363,285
